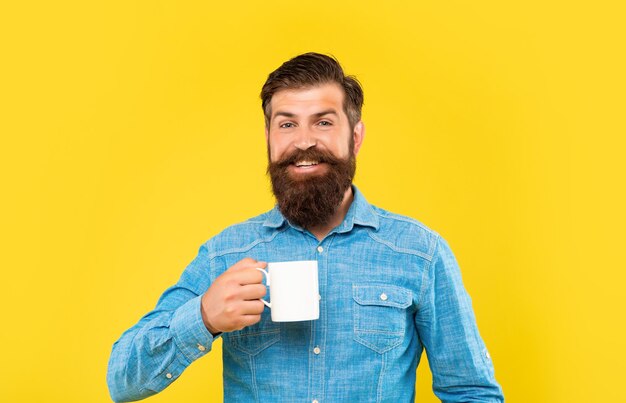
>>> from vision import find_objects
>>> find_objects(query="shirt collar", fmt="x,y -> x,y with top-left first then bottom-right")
262,185 -> 379,232
262,205 -> 287,229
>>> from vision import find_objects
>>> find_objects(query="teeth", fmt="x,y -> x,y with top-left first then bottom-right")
295,160 -> 319,167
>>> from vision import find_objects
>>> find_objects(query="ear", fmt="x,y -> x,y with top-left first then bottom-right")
352,121 -> 365,156
265,126 -> 269,144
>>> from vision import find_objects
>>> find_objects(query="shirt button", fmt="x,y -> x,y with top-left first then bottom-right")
313,346 -> 321,355
318,294 -> 322,301
380,293 -> 388,301
166,373 -> 173,379
198,344 -> 206,352
317,246 -> 324,253
312,400 -> 319,403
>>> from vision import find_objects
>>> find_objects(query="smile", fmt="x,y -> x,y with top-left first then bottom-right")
294,160 -> 319,167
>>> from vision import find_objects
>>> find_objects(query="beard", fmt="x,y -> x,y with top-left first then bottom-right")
267,146 -> 356,229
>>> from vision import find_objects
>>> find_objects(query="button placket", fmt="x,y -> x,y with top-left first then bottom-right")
310,236 -> 330,403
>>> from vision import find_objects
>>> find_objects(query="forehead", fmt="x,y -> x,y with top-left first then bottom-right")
269,83 -> 345,119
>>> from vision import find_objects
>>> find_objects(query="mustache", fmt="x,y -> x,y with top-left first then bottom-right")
274,147 -> 344,169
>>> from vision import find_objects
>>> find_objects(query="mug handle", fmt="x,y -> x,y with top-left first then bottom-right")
255,268 -> 271,308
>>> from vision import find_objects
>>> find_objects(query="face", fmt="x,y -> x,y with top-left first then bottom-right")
266,83 -> 364,174
265,83 -> 365,228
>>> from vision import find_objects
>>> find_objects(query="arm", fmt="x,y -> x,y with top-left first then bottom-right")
106,243 -> 267,402
106,243 -> 216,402
415,236 -> 504,402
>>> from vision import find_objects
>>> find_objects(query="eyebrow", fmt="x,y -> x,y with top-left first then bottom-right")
312,109 -> 339,118
273,111 -> 296,119
272,109 -> 339,120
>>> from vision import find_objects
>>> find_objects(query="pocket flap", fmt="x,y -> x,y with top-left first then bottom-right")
352,284 -> 412,309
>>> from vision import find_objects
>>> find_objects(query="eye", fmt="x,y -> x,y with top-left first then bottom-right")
280,122 -> 295,128
317,120 -> 332,126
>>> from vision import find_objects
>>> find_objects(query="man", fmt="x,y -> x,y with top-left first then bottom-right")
107,52 -> 504,402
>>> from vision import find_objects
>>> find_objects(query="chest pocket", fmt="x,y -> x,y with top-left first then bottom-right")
353,284 -> 412,354
226,311 -> 280,356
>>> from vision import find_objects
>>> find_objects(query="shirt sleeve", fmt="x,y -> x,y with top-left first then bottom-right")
106,242 -> 218,403
415,235 -> 504,402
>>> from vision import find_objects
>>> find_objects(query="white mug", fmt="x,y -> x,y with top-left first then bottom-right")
256,260 -> 319,322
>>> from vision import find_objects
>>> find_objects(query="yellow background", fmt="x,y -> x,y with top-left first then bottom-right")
1,1 -> 625,402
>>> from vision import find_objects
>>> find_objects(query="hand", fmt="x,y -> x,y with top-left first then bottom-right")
201,258 -> 267,334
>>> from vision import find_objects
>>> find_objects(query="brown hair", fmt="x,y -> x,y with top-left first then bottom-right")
260,52 -> 364,129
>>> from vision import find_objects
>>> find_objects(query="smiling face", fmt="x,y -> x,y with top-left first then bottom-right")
265,83 -> 365,228
266,83 -> 363,173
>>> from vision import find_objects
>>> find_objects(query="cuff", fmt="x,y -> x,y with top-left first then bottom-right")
170,295 -> 217,363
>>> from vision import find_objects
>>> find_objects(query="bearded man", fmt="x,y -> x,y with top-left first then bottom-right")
107,53 -> 504,402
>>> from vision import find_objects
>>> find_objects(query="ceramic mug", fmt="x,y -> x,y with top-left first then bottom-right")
256,260 -> 319,322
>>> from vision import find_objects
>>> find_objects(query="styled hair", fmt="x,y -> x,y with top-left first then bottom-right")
260,52 -> 364,129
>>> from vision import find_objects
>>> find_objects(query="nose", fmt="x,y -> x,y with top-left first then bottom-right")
293,127 -> 317,150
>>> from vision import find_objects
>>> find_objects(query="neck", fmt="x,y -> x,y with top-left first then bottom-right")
308,186 -> 354,241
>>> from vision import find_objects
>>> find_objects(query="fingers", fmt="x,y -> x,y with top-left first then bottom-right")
241,299 -> 265,315
237,301 -> 265,328
236,268 -> 265,285
200,257 -> 269,334
239,283 -> 267,300
226,301 -> 265,331
230,258 -> 267,271
239,314 -> 262,328
227,258 -> 267,285
223,299 -> 265,315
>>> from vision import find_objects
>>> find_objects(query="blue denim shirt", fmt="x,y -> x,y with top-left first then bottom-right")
107,187 -> 504,402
